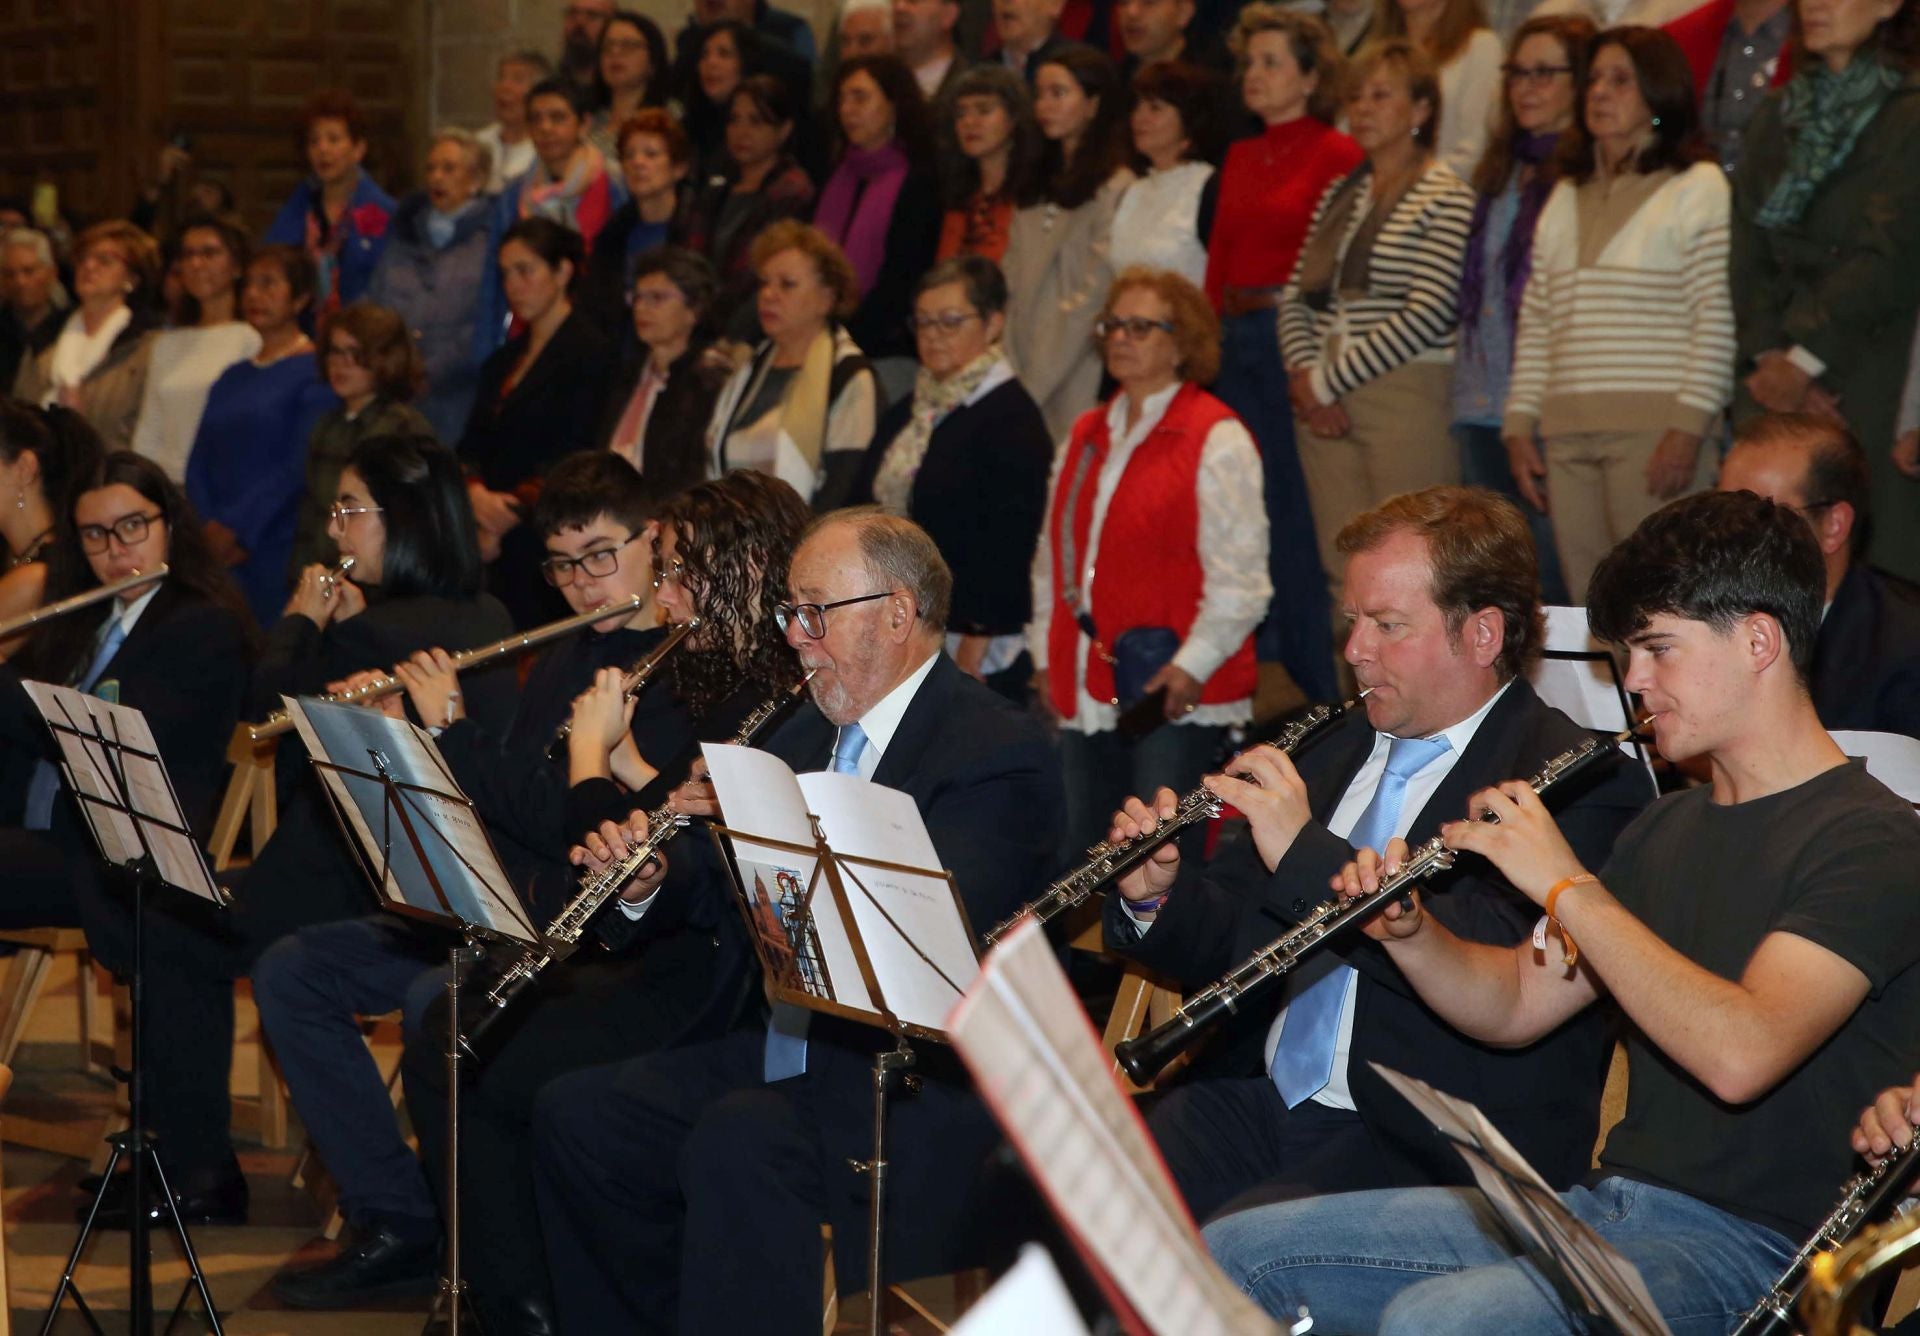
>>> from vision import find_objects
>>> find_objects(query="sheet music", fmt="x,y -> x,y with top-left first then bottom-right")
22,682 -> 221,903
949,922 -> 1282,1336
1533,606 -> 1649,775
949,1245 -> 1092,1336
288,697 -> 537,943
1370,1064 -> 1672,1336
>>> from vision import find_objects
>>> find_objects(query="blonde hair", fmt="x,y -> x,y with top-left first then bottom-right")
1232,5 -> 1348,123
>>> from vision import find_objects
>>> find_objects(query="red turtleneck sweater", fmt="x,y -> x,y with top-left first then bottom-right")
1203,116 -> 1364,310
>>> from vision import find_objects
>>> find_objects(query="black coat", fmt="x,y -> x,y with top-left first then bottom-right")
592,341 -> 728,499
457,309 -> 614,494
596,653 -> 1065,1285
832,170 -> 942,364
1105,679 -> 1654,1191
855,375 -> 1053,635
1810,562 -> 1920,740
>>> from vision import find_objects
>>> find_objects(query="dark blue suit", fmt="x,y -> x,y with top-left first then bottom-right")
532,653 -> 1063,1335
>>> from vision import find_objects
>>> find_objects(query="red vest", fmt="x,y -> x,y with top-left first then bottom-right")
1045,383 -> 1260,718
1665,0 -> 1792,111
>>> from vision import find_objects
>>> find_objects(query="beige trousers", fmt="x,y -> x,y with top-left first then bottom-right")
1545,429 -> 1717,602
1296,358 -> 1458,618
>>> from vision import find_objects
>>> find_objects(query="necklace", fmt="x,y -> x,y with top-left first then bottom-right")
7,526 -> 53,571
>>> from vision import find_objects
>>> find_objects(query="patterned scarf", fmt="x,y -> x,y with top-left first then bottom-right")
1458,132 -> 1560,356
1756,57 -> 1901,229
871,349 -> 1003,515
520,145 -> 607,227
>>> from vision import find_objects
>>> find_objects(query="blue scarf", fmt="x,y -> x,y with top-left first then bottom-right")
1756,58 -> 1901,229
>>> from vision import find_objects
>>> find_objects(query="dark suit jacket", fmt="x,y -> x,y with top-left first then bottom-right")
1105,678 -> 1653,1190
592,340 -> 728,499
457,309 -> 615,495
854,376 -> 1053,636
597,653 -> 1064,1285
1810,562 -> 1920,740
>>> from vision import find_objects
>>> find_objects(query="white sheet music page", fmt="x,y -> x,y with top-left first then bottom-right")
950,921 -> 1282,1336
949,1244 -> 1092,1336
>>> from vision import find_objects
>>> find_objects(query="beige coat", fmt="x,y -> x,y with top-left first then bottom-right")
13,315 -> 159,452
1002,168 -> 1134,444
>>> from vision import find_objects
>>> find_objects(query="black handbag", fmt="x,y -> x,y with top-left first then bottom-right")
1110,625 -> 1181,708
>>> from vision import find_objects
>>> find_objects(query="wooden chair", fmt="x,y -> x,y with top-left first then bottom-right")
0,931 -> 117,1163
209,725 -> 277,872
0,1060 -> 17,1335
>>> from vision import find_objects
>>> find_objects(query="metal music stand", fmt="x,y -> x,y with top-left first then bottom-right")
708,817 -> 975,1336
23,683 -> 229,1336
283,698 -> 540,1336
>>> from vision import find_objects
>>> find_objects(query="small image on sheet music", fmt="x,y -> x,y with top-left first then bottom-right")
742,863 -> 833,997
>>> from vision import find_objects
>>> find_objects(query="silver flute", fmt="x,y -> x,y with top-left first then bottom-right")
0,565 -> 169,640
469,672 -> 815,1033
546,615 -> 699,759
1113,726 -> 1634,1085
982,698 -> 1360,946
1732,1136 -> 1920,1336
317,554 -> 356,598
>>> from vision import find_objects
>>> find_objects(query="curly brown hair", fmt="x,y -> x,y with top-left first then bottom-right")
748,220 -> 860,320
655,470 -> 811,719
1101,267 -> 1222,385
75,221 -> 162,308
321,301 -> 425,401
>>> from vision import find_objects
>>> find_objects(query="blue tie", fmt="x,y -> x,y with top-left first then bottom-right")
1269,733 -> 1451,1107
762,723 -> 870,1081
24,616 -> 128,831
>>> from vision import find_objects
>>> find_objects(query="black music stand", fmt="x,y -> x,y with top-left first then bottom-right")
23,683 -> 228,1336
284,697 -> 540,1336
708,814 -> 975,1336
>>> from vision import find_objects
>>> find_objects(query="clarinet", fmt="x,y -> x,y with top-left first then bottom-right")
1732,1137 -> 1920,1336
545,615 -> 699,760
1113,727 -> 1632,1086
982,698 -> 1359,947
468,673 -> 813,1036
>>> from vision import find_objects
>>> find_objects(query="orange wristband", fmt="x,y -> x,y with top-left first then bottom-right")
1535,874 -> 1596,968
1545,873 -> 1597,921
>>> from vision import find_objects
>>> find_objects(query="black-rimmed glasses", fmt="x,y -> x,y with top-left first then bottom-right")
77,511 -> 163,554
774,590 -> 901,639
541,531 -> 646,587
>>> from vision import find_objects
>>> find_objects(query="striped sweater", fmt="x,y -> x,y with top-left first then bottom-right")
1279,160 -> 1477,404
1503,161 -> 1734,441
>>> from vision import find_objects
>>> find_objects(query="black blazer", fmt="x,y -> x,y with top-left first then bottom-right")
592,341 -> 728,499
457,309 -> 614,493
835,170 -> 942,364
596,653 -> 1065,1285
1810,562 -> 1920,740
855,376 -> 1053,636
1105,679 -> 1654,1190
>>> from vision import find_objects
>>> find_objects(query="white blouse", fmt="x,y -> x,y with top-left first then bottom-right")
1107,161 -> 1215,288
131,322 -> 262,482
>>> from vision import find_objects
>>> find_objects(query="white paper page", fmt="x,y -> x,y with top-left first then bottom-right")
289,698 -> 534,942
798,770 -> 941,868
1534,607 -> 1650,776
702,742 -> 814,846
1830,730 -> 1920,806
950,923 -> 1281,1336
950,1245 -> 1091,1336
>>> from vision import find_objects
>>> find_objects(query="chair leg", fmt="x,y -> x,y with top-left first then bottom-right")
0,948 -> 52,1069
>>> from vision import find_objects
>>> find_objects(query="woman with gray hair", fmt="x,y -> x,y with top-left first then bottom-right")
364,127 -> 498,441
853,255 -> 1052,699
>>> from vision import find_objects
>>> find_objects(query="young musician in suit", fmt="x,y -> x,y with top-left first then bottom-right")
1202,489 -> 1920,1334
1718,412 -> 1920,740
1104,486 -> 1653,1223
396,468 -> 815,1335
533,509 -> 1065,1335
0,456 -> 259,1220
259,450 -> 691,1310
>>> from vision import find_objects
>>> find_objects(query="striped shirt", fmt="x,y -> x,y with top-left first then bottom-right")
1503,161 -> 1734,441
1280,160 -> 1477,405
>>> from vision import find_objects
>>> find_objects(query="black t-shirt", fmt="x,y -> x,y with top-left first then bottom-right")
1595,759 -> 1920,1238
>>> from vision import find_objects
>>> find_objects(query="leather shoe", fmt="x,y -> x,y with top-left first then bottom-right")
272,1220 -> 440,1309
81,1167 -> 248,1229
475,1293 -> 560,1336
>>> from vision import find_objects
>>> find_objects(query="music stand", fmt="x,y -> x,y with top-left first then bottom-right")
22,682 -> 228,1336
284,698 -> 540,1336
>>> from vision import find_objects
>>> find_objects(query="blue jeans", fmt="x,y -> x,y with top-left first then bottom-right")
1203,1177 -> 1795,1335
1455,421 -> 1570,606
1057,721 -> 1227,867
1214,310 -> 1338,700
252,915 -> 448,1229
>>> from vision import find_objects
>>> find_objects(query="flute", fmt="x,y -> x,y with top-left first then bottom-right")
982,697 -> 1361,946
546,615 -> 700,759
0,566 -> 169,640
467,672 -> 814,1041
248,593 -> 647,741
1112,726 -> 1633,1086
317,555 -> 355,599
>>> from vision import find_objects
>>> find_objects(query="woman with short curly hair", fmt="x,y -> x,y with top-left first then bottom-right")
264,88 -> 395,313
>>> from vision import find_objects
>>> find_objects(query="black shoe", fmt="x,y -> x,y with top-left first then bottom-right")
82,1167 -> 248,1229
271,1221 -> 441,1309
475,1293 -> 558,1336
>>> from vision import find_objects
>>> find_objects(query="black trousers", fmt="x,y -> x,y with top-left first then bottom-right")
0,824 -> 86,928
401,949 -> 704,1322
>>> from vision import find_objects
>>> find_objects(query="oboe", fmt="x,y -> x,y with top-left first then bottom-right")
248,594 -> 646,741
546,615 -> 699,759
982,698 -> 1359,946
0,565 -> 169,639
469,672 -> 814,1036
1732,1136 -> 1920,1336
1113,727 -> 1632,1086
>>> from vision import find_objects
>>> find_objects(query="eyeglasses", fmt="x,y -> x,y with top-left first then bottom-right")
652,557 -> 687,590
1094,315 -> 1174,340
773,589 -> 902,639
327,502 -> 384,528
1502,63 -> 1573,85
77,511 -> 163,554
324,344 -> 366,364
907,311 -> 983,335
541,531 -> 644,587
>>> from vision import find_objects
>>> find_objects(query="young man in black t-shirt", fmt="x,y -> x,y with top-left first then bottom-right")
1197,490 -> 1920,1335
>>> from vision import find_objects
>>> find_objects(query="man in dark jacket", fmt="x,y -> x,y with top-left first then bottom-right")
0,227 -> 66,392
1719,412 -> 1920,740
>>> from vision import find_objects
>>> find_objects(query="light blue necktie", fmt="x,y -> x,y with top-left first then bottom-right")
24,615 -> 129,831
1269,732 -> 1451,1107
762,722 -> 869,1081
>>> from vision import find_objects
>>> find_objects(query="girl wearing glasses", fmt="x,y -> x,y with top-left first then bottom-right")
1032,267 -> 1270,862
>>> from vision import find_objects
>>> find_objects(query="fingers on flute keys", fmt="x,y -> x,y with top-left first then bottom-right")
1853,1078 -> 1920,1163
1108,788 -> 1179,845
